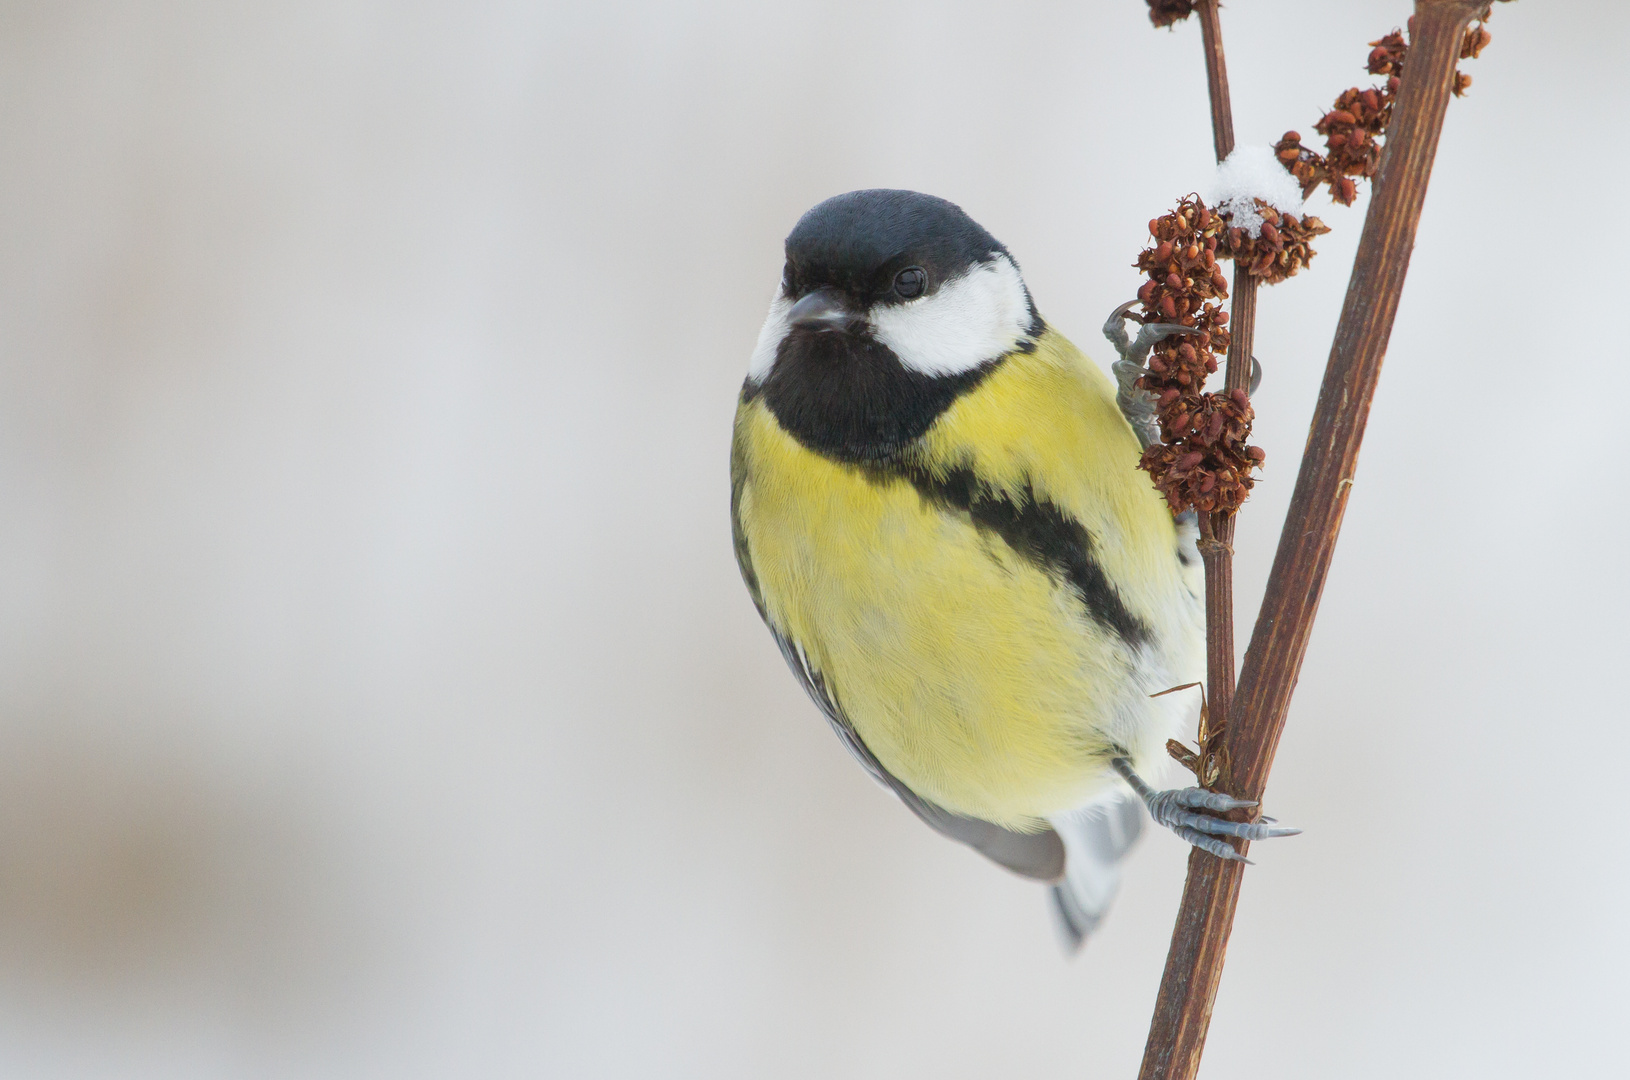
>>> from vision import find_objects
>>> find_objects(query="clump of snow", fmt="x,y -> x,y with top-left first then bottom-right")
1206,146 -> 1305,237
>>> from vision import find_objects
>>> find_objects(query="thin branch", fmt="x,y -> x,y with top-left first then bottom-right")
1195,0 -> 1235,162
1136,3 -> 1493,1078
1141,3 -> 1252,1074
1200,264 -> 1255,759
1196,0 -> 1260,808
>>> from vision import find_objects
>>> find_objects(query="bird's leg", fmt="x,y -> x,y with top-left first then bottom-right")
1101,300 -> 1204,450
1109,757 -> 1300,864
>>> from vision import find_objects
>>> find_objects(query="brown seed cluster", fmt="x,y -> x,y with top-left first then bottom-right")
1215,200 -> 1332,285
1145,0 -> 1196,29
1132,197 -> 1264,515
1128,12 -> 1498,517
1272,29 -> 1404,207
1454,22 -> 1492,96
1272,22 -> 1491,206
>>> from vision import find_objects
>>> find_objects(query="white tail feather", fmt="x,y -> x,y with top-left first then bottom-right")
1046,791 -> 1145,953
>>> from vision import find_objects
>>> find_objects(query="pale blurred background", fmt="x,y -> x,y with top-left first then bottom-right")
0,1 -> 1623,1077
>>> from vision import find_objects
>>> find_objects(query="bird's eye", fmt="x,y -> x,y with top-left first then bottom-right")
893,267 -> 926,299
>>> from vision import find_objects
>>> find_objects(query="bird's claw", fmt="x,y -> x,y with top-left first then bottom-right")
1110,759 -> 1299,864
1102,299 -> 1140,354
1103,301 -> 1204,450
1103,301 -> 1265,407
1172,825 -> 1253,863
1146,784 -> 1302,863
1102,300 -> 1203,368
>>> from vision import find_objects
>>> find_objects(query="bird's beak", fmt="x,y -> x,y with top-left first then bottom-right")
786,289 -> 855,332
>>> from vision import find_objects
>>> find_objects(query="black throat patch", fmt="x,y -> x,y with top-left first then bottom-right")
749,329 -> 999,464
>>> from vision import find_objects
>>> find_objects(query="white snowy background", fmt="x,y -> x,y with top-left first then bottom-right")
0,1 -> 1623,1077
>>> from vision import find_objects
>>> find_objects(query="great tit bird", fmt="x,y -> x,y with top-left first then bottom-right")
730,189 -> 1296,948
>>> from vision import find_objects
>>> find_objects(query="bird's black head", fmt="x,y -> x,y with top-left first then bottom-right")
781,189 -> 1011,304
747,190 -> 1043,465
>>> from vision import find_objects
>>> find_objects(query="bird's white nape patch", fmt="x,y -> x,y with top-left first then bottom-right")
869,254 -> 1034,376
746,293 -> 792,382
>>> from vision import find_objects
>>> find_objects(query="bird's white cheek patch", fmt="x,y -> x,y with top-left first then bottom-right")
747,293 -> 792,382
869,255 -> 1034,377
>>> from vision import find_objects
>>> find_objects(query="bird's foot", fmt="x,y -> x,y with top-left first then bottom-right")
1111,757 -> 1300,863
1102,302 -> 1265,427
1102,301 -> 1204,449
1145,785 -> 1300,863
1101,300 -> 1204,365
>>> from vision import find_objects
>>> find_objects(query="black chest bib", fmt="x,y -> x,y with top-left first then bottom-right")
749,329 -> 998,465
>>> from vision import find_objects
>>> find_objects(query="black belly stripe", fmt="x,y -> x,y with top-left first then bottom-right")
888,463 -> 1152,648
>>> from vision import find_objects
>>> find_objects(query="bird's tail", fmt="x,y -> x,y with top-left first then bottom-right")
1046,791 -> 1145,953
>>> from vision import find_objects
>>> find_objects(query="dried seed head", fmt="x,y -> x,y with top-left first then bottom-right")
1216,201 -> 1332,285
1461,24 -> 1492,60
1130,194 -> 1261,516
1145,0 -> 1195,27
1302,20 -> 1490,205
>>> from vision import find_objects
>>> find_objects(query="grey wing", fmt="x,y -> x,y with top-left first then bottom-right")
769,628 -> 1066,883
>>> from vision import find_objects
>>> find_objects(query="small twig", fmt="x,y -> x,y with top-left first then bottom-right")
1197,0 -> 1258,816
1136,3 -> 1494,1078
1140,3 -> 1251,1073
1194,0 -> 1234,163
1197,263 -> 1256,774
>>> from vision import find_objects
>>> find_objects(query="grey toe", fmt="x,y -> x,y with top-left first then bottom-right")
1156,786 -> 1258,814
1172,826 -> 1251,863
1102,302 -> 1202,366
1146,783 -> 1301,855
1109,758 -> 1298,862
1102,300 -> 1141,354
1165,809 -> 1301,841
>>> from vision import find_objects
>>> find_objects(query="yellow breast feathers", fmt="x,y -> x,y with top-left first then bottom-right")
731,328 -> 1198,828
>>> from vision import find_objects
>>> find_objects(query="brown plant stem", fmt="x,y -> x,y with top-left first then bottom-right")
1144,3 -> 1253,1073
1137,3 -> 1491,1078
1195,0 -> 1234,163
1202,268 -> 1256,732
1194,0 -> 1254,826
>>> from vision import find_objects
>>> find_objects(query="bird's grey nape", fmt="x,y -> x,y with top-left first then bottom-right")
1110,757 -> 1300,864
